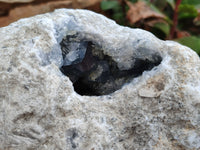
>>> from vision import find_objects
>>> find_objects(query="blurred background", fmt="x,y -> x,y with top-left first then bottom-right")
0,0 -> 200,55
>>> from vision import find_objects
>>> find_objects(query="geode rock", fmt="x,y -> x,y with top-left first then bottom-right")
0,9 -> 200,150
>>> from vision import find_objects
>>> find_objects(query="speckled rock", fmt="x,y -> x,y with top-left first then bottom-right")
0,9 -> 200,150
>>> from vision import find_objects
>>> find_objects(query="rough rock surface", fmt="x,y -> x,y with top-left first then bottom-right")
0,9 -> 200,150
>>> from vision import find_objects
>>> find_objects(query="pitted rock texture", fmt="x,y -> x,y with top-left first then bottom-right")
0,9 -> 200,150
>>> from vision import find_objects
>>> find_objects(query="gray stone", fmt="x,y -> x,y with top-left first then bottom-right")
0,9 -> 200,150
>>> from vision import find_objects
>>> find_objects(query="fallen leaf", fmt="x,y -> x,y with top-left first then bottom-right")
0,2 -> 11,16
0,0 -> 103,27
125,1 -> 165,24
0,0 -> 33,3
74,0 -> 103,8
8,1 -> 73,23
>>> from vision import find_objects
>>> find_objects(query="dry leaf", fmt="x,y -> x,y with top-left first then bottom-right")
74,0 -> 102,8
0,0 -> 33,3
0,0 -> 103,27
125,1 -> 165,24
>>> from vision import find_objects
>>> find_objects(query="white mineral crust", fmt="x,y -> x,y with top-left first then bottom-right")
0,9 -> 200,150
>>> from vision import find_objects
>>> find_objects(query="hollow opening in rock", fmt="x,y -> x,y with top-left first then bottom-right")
60,35 -> 162,96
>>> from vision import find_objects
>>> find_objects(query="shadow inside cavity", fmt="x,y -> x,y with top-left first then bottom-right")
60,35 -> 162,96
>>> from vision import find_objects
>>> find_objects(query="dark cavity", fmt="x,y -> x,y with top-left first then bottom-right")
60,35 -> 162,96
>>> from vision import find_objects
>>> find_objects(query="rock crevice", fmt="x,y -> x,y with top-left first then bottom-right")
60,34 -> 162,95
